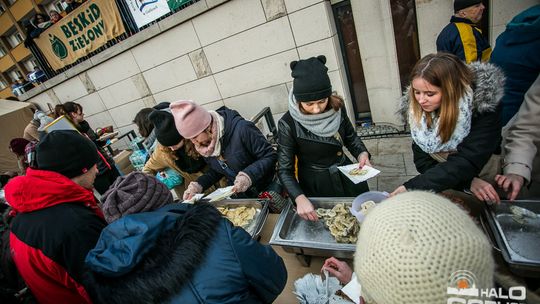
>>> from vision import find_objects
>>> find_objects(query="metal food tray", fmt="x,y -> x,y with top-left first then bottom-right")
211,199 -> 269,239
270,197 -> 356,260
482,200 -> 540,278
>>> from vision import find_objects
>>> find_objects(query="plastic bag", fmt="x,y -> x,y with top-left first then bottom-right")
129,150 -> 148,171
156,168 -> 183,190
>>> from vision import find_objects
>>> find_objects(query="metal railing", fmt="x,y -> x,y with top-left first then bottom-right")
29,0 -> 201,81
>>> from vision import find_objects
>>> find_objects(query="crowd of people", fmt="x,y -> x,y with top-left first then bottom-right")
1,1 -> 539,303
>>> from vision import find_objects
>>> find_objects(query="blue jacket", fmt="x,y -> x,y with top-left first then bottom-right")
197,107 -> 277,195
84,203 -> 287,304
436,16 -> 491,63
490,5 -> 540,125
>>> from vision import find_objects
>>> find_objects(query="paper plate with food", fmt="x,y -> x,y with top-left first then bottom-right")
337,163 -> 380,184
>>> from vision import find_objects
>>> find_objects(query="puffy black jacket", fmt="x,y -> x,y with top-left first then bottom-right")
277,109 -> 369,200
196,107 -> 277,196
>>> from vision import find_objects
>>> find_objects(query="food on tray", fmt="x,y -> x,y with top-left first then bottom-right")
348,168 -> 368,176
217,206 -> 257,227
509,205 -> 537,225
316,203 -> 360,243
359,200 -> 376,216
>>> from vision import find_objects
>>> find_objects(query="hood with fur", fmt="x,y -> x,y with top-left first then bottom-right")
83,203 -> 221,304
397,62 -> 505,123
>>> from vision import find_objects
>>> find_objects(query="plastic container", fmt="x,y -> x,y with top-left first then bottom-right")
350,191 -> 389,223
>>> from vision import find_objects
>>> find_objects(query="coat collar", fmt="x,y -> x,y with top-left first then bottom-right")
84,203 -> 222,304
397,62 -> 505,123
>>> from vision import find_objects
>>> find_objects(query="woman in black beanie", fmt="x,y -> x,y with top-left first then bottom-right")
142,110 -> 209,197
277,55 -> 371,221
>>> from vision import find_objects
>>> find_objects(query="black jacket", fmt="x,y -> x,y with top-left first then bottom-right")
277,109 -> 369,200
197,107 -> 277,196
398,62 -> 505,192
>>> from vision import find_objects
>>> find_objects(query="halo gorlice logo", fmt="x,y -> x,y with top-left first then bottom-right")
447,270 -> 527,304
50,34 -> 68,60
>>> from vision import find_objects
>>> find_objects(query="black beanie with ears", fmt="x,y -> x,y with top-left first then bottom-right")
291,55 -> 332,102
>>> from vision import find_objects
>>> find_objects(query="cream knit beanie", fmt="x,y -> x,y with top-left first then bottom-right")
354,191 -> 494,304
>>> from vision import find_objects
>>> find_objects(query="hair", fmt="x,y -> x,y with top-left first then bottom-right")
298,93 -> 344,114
54,102 -> 82,118
133,108 -> 155,138
409,53 -> 473,143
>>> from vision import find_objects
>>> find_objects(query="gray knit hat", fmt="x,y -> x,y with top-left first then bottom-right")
102,172 -> 173,223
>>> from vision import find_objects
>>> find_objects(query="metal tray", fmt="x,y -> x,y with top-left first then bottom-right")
270,197 -> 356,259
482,200 -> 540,278
211,199 -> 269,239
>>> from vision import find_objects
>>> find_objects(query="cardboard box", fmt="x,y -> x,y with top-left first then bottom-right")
114,149 -> 135,175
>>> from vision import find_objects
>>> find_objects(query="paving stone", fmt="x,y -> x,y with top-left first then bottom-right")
377,175 -> 416,193
370,154 -> 405,177
377,136 -> 412,155
362,138 -> 378,156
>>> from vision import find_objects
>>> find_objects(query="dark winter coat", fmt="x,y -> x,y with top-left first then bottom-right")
197,107 -> 277,196
84,203 -> 287,304
398,62 -> 505,192
277,109 -> 369,200
436,16 -> 491,63
490,5 -> 540,125
5,168 -> 106,304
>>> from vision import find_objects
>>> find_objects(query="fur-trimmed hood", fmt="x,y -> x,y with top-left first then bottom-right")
83,203 -> 221,304
397,62 -> 505,123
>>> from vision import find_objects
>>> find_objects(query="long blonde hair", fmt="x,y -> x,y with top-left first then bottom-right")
409,53 -> 472,143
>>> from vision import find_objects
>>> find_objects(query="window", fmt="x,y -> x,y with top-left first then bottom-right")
0,78 -> 7,90
9,69 -> 23,82
7,0 -> 17,6
23,59 -> 39,72
0,46 -> 7,57
0,4 -> 6,15
8,32 -> 23,48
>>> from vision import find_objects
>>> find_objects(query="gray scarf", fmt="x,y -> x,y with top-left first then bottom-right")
288,88 -> 341,137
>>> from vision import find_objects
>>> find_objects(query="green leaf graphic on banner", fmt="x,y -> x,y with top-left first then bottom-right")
50,34 -> 68,60
167,0 -> 191,11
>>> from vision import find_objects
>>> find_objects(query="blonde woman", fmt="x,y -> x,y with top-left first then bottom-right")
391,53 -> 504,202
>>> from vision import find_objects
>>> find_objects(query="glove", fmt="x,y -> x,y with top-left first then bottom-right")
183,181 -> 203,200
233,172 -> 252,193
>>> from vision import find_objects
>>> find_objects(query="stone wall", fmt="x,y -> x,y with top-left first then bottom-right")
23,0 -> 353,150
20,0 -> 539,151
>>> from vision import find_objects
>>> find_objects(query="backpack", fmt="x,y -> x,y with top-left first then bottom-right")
0,204 -> 35,303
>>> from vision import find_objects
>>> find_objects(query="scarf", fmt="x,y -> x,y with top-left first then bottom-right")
288,88 -> 341,138
409,88 -> 473,154
195,111 -> 224,158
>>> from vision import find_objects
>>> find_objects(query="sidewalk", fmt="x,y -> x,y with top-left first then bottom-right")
363,135 -> 418,192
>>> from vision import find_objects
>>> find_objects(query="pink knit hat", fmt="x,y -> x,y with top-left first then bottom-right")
170,100 -> 212,139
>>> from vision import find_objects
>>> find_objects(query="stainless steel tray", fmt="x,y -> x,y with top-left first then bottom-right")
211,199 -> 269,239
482,200 -> 540,277
269,197 -> 356,259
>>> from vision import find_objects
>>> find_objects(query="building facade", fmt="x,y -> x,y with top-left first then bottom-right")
13,0 -> 539,150
0,0 -> 74,98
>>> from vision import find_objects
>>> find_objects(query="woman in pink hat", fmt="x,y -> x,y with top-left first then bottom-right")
170,100 -> 277,200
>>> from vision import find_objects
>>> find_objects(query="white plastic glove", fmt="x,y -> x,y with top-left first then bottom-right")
232,172 -> 252,193
183,181 -> 203,200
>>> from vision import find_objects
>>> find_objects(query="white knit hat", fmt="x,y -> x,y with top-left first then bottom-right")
354,191 -> 494,304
